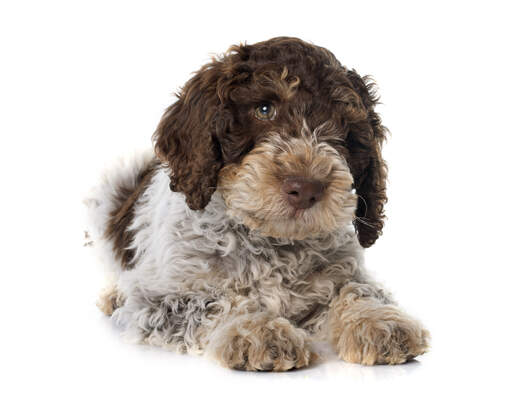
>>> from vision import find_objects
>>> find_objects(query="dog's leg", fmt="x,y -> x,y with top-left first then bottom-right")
206,308 -> 316,371
327,282 -> 429,365
114,291 -> 315,370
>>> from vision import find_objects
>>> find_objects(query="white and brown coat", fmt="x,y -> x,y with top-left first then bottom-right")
85,37 -> 429,371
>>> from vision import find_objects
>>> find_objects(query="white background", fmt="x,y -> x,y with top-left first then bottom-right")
1,1 -> 511,396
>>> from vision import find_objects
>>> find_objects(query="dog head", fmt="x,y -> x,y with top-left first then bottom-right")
153,37 -> 387,247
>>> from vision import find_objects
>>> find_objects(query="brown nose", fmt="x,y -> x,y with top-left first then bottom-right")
282,177 -> 325,209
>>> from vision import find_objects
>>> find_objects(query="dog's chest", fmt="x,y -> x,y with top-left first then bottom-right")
207,229 -> 364,318
146,189 -> 364,317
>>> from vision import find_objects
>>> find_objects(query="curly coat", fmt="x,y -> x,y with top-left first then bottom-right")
154,37 -> 387,247
85,37 -> 429,371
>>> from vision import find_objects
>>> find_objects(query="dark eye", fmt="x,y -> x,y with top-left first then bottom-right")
254,103 -> 276,120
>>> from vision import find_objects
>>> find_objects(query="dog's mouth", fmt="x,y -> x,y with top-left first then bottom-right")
220,185 -> 357,240
291,208 -> 306,219
280,199 -> 317,220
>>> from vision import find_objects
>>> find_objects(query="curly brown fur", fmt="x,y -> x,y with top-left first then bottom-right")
153,36 -> 387,247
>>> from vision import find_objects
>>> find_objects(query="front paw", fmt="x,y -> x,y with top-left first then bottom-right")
329,301 -> 430,365
209,314 -> 315,371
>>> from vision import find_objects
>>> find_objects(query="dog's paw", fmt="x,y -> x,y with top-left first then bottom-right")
329,301 -> 430,365
97,283 -> 124,316
209,314 -> 315,371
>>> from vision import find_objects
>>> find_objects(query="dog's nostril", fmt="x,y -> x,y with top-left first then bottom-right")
282,177 -> 325,210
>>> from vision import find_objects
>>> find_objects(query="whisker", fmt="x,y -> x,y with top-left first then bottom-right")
355,216 -> 377,229
355,193 -> 368,218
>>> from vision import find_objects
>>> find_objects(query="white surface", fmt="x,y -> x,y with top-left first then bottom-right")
1,1 -> 511,396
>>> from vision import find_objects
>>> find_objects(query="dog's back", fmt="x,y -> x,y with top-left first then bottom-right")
84,150 -> 158,274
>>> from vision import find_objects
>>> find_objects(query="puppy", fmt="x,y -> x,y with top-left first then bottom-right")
85,37 -> 429,371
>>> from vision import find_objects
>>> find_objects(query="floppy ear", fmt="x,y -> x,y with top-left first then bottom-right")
344,70 -> 388,248
153,62 -> 226,210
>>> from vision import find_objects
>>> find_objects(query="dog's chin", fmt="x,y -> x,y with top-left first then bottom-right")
225,197 -> 357,241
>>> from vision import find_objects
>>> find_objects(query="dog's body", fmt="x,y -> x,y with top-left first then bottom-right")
85,37 -> 429,371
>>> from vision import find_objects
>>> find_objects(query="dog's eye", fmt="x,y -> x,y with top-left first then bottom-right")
254,103 -> 276,121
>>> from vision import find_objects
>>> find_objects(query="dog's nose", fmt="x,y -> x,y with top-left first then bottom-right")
282,177 -> 325,209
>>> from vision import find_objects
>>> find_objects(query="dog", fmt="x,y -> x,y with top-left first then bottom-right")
85,37 -> 429,371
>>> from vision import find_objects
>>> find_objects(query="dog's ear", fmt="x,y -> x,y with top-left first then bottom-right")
153,62 -> 227,210
343,70 -> 388,248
